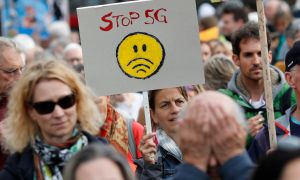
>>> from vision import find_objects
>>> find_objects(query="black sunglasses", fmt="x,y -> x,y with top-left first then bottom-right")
31,94 -> 76,115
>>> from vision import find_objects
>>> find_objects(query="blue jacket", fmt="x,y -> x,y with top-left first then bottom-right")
171,152 -> 255,180
0,132 -> 107,180
135,145 -> 182,179
248,106 -> 294,163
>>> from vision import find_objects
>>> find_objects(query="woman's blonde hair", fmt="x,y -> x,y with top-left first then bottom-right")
1,60 -> 103,153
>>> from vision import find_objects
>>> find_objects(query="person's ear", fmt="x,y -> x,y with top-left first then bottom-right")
28,107 -> 37,122
268,51 -> 272,63
150,109 -> 159,124
237,19 -> 244,28
285,71 -> 296,89
232,54 -> 240,67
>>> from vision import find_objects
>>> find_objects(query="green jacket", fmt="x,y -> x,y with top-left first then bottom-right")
219,66 -> 296,147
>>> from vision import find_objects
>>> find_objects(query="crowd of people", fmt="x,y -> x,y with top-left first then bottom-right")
0,0 -> 300,180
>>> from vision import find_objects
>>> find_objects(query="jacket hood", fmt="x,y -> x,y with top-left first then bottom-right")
227,65 -> 286,103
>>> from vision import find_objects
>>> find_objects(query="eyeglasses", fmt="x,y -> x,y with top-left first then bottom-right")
31,94 -> 76,115
0,66 -> 24,75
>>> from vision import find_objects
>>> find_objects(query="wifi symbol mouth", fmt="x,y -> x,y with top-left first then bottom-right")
127,58 -> 153,66
132,64 -> 151,73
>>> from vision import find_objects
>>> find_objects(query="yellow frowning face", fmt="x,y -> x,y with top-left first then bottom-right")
116,32 -> 165,79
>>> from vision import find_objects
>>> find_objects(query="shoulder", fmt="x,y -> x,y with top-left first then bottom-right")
220,152 -> 255,180
275,83 -> 295,100
218,89 -> 242,101
218,88 -> 235,97
131,121 -> 144,137
0,147 -> 34,180
172,163 -> 210,180
83,131 -> 108,144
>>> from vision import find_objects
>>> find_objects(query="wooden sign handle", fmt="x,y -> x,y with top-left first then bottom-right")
256,0 -> 277,149
143,91 -> 152,134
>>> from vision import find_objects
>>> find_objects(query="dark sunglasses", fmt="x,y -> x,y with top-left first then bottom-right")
31,94 -> 76,115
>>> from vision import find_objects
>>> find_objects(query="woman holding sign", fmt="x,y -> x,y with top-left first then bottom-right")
136,87 -> 188,179
0,60 -> 106,179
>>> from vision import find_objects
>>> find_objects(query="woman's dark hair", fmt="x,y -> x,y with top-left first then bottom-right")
148,87 -> 188,111
63,143 -> 135,180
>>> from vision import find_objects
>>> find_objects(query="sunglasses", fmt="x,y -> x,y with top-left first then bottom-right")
31,94 -> 76,115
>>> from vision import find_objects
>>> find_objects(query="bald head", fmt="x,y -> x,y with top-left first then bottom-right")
63,43 -> 83,66
265,0 -> 281,23
182,91 -> 246,127
0,37 -> 24,95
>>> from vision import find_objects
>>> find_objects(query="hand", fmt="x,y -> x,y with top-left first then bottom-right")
138,128 -> 156,164
176,100 -> 211,172
209,104 -> 246,165
248,114 -> 264,137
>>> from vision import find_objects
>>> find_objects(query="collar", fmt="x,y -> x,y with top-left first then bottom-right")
275,105 -> 297,136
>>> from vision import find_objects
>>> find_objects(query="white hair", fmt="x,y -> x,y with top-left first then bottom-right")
48,21 -> 71,39
12,34 -> 35,52
63,43 -> 82,55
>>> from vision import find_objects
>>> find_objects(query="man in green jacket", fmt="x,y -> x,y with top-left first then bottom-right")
219,22 -> 296,147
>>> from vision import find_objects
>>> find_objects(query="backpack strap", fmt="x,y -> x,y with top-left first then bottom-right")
126,118 -> 137,160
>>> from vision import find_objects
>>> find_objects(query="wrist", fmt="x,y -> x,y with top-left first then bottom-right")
218,150 -> 244,165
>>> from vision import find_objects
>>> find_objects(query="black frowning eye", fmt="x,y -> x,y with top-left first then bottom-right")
142,44 -> 147,52
133,45 -> 138,53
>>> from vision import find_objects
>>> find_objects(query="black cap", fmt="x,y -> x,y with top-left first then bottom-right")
285,40 -> 300,71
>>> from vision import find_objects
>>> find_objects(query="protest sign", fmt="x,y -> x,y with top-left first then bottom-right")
77,0 -> 204,96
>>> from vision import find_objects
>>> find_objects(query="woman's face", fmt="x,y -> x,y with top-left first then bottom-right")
150,88 -> 187,136
201,43 -> 211,62
29,79 -> 77,144
213,44 -> 226,56
75,157 -> 124,180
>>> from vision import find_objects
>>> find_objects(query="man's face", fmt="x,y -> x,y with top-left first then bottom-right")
0,48 -> 24,95
63,48 -> 83,66
265,1 -> 280,23
221,13 -> 242,38
286,65 -> 300,93
233,38 -> 272,82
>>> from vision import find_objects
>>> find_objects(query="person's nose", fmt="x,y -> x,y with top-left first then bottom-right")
52,104 -> 65,117
253,53 -> 261,65
170,102 -> 180,114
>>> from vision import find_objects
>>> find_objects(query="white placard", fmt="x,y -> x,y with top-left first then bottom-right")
77,0 -> 204,96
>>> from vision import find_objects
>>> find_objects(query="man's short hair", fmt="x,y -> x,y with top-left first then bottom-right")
231,21 -> 271,56
0,37 -> 18,52
220,1 -> 248,23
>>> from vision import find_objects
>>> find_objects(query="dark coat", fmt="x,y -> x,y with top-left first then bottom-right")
0,131 -> 107,180
248,106 -> 294,163
135,145 -> 182,180
172,152 -> 255,180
